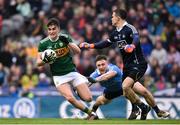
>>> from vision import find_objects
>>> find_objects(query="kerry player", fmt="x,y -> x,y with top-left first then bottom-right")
37,18 -> 92,116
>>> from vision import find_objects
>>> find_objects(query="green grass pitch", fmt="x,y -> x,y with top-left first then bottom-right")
0,118 -> 180,124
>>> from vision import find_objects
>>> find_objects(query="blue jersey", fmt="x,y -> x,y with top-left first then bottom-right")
90,64 -> 123,91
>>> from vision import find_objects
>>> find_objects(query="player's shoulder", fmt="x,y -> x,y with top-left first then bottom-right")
59,33 -> 69,39
124,23 -> 137,33
90,70 -> 99,78
109,64 -> 122,72
109,63 -> 118,69
39,37 -> 49,44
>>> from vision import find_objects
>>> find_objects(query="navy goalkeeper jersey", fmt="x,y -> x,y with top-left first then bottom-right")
108,22 -> 147,68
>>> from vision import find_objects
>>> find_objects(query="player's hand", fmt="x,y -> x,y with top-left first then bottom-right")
124,44 -> 135,53
43,52 -> 56,63
87,77 -> 97,83
79,42 -> 90,49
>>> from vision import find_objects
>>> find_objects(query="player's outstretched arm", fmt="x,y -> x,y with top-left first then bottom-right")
96,70 -> 117,82
79,40 -> 112,49
68,43 -> 81,54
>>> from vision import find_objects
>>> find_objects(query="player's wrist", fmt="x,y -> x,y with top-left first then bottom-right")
87,77 -> 97,83
124,44 -> 135,53
89,44 -> 95,49
130,44 -> 135,48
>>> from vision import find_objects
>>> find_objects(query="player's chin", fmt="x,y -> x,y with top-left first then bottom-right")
50,35 -> 56,39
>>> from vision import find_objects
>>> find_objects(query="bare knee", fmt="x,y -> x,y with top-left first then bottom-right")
83,95 -> 93,102
98,100 -> 106,105
122,84 -> 131,95
96,96 -> 109,105
122,82 -> 132,90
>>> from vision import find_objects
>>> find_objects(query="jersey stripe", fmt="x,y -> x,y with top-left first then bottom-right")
126,24 -> 138,34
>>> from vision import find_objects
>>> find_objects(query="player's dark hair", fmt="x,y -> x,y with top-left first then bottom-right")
47,18 -> 60,27
95,55 -> 107,62
114,8 -> 127,20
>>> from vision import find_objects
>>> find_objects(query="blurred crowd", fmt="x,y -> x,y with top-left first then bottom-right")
0,0 -> 179,97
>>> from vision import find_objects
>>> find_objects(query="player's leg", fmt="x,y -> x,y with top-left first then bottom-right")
87,95 -> 110,120
123,69 -> 150,120
133,82 -> 156,107
133,82 -> 170,118
71,72 -> 93,115
92,94 -> 111,112
122,77 -> 140,103
56,83 -> 91,115
88,89 -> 123,120
53,73 -> 92,115
128,102 -> 140,120
73,72 -> 92,102
75,83 -> 92,102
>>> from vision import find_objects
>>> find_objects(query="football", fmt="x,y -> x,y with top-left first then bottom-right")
41,49 -> 57,64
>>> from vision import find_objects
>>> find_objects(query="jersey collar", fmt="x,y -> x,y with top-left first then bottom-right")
116,21 -> 127,32
48,35 -> 59,42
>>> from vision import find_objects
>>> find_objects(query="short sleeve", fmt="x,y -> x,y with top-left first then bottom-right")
60,33 -> 73,43
90,71 -> 98,79
38,41 -> 46,52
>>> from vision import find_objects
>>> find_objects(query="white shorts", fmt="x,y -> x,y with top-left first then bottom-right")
53,72 -> 88,87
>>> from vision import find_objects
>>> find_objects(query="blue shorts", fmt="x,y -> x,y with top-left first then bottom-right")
103,88 -> 123,100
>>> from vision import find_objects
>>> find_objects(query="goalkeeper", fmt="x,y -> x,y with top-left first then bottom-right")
36,18 -> 92,116
87,55 -> 169,120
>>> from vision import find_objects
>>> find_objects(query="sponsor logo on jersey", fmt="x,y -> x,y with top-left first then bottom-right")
55,47 -> 69,57
117,40 -> 127,49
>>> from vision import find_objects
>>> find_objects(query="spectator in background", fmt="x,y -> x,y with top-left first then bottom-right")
7,65 -> 21,89
150,41 -> 167,66
20,62 -> 38,90
153,66 -> 166,91
41,0 -> 52,13
16,0 -> 33,19
73,54 -> 84,75
167,63 -> 180,88
115,55 -> 123,70
81,50 -> 95,76
0,40 -> 13,68
148,14 -> 164,36
37,73 -> 51,88
140,29 -> 153,58
9,85 -> 19,97
165,0 -> 180,18
107,49 -> 117,64
167,45 -> 180,67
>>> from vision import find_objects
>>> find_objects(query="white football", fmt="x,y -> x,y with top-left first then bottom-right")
41,49 -> 56,64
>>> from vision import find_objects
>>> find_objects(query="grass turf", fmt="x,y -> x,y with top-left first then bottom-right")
0,118 -> 180,124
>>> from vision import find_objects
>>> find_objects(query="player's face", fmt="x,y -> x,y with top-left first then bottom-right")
47,25 -> 60,40
96,60 -> 108,74
111,12 -> 119,26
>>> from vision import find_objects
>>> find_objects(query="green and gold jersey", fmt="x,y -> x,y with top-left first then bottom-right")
38,33 -> 76,76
